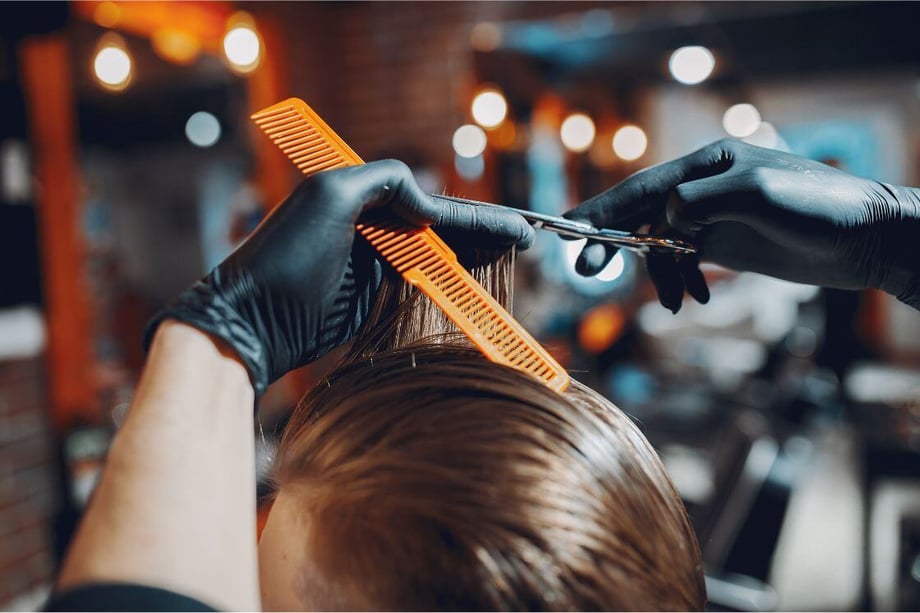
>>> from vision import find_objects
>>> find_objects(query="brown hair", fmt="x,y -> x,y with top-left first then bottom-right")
273,250 -> 705,610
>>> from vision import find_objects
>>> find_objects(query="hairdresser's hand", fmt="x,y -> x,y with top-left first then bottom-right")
566,138 -> 920,313
145,160 -> 534,395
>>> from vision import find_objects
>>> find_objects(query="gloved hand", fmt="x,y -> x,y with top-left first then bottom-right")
565,138 -> 920,313
144,160 -> 535,395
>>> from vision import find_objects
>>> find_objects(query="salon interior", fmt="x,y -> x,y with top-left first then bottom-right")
1,1 -> 919,610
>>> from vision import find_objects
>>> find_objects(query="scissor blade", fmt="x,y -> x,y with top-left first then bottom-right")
431,195 -> 696,255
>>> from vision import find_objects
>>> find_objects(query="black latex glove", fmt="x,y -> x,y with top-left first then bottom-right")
144,160 -> 535,395
565,138 -> 920,313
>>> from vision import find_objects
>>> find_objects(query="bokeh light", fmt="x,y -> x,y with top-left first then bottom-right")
93,42 -> 132,91
452,124 -> 488,158
785,325 -> 818,358
722,103 -> 762,138
470,22 -> 502,51
93,1 -> 121,28
185,112 -> 221,148
668,46 -> 715,85
596,251 -> 626,282
223,25 -> 261,72
564,238 -> 589,270
578,303 -> 626,354
455,154 -> 485,181
152,28 -> 201,65
560,113 -> 595,153
612,125 -> 648,161
492,120 -> 517,150
471,89 -> 508,129
745,121 -> 781,149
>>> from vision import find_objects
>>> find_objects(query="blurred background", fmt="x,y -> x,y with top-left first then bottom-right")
1,1 -> 919,610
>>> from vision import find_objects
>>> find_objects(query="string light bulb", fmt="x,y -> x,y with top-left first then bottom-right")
453,124 -> 487,158
223,14 -> 261,73
93,34 -> 132,91
471,88 -> 508,129
560,113 -> 595,153
722,103 -> 762,138
668,46 -> 715,85
612,125 -> 648,161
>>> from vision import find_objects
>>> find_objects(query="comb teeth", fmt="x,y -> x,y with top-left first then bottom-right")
252,99 -> 364,171
252,98 -> 570,393
360,217 -> 562,381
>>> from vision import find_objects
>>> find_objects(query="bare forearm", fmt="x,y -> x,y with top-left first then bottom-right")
56,321 -> 260,610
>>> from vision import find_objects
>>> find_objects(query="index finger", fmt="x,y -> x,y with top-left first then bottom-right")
302,159 -> 435,226
428,197 -> 536,250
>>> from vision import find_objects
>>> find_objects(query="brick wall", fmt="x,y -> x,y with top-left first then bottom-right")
0,358 -> 56,609
280,2 -> 601,165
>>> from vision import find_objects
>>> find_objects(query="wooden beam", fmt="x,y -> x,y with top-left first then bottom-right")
20,35 -> 97,430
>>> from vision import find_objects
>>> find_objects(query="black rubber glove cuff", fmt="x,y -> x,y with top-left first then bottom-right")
874,184 -> 920,310
142,271 -> 271,397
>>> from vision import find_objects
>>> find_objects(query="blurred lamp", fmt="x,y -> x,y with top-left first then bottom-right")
93,38 -> 132,91
471,89 -> 508,129
722,103 -> 761,138
492,120 -> 517,150
185,112 -> 221,148
785,325 -> 818,358
578,303 -> 626,354
564,238 -> 588,268
93,1 -> 121,28
612,125 -> 648,161
596,251 -> 626,282
745,121 -> 780,149
581,9 -> 615,38
668,46 -> 715,85
1,140 -> 30,203
223,23 -> 261,72
560,113 -> 595,153
452,124 -> 487,158
470,22 -> 502,51
152,28 -> 201,65
455,154 -> 484,181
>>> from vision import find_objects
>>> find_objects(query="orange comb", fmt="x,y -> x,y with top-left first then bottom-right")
252,98 -> 569,393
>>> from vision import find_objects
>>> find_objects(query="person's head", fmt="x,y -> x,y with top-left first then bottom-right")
258,251 -> 705,610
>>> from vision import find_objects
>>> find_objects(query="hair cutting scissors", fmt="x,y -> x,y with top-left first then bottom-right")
432,195 -> 696,255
